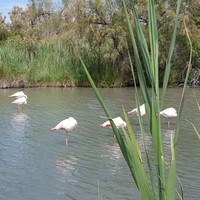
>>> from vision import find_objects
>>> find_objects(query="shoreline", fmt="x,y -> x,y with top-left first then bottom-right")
1,79 -> 199,89
0,79 -> 77,89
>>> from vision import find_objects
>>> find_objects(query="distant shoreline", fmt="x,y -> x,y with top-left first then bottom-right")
1,79 -> 199,89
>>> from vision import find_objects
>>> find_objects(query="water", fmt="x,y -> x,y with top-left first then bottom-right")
0,87 -> 199,200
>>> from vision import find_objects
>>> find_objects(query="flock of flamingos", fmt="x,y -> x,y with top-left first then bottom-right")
8,91 -> 177,144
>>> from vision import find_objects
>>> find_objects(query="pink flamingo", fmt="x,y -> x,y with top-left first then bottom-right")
51,117 -> 78,144
160,107 -> 177,128
128,104 -> 146,117
9,91 -> 27,111
101,117 -> 126,129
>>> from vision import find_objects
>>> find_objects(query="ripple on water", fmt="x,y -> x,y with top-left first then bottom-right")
0,88 -> 199,200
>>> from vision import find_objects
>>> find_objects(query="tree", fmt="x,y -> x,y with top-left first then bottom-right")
0,14 -> 9,42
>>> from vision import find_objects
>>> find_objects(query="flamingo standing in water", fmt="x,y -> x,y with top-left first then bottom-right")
160,107 -> 177,128
8,91 -> 28,111
51,117 -> 78,144
9,91 -> 27,98
128,104 -> 146,117
101,117 -> 126,129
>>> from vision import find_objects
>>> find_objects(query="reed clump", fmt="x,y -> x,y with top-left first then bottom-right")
0,36 -> 76,86
0,33 -> 126,87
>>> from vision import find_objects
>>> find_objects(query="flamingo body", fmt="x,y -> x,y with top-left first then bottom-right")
101,117 -> 126,129
9,91 -> 27,98
160,107 -> 177,118
51,117 -> 78,144
12,96 -> 27,105
160,107 -> 177,127
51,117 -> 77,131
9,91 -> 28,111
128,104 -> 146,116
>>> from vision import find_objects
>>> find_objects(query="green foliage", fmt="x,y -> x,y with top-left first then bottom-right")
0,29 -> 9,42
0,15 -> 10,42
0,0 -> 199,86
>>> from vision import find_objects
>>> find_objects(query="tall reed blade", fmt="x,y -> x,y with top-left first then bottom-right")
124,0 -> 166,198
128,50 -> 157,199
161,0 -> 182,108
174,13 -> 192,148
167,135 -> 176,200
80,56 -> 155,200
81,0 -> 184,199
185,119 -> 200,140
79,57 -> 128,156
122,0 -> 151,108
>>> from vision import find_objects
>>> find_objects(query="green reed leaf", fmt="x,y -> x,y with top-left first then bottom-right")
123,108 -> 142,161
81,0 -> 184,199
121,127 -> 154,200
167,135 -> 176,200
122,0 -> 151,108
161,0 -> 182,108
174,14 -> 192,148
128,50 -> 158,199
81,55 -> 155,200
185,119 -> 200,140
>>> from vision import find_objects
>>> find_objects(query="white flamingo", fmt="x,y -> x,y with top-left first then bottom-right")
160,107 -> 177,128
8,91 -> 27,98
9,91 -> 28,111
128,104 -> 146,117
51,117 -> 78,144
101,117 -> 126,129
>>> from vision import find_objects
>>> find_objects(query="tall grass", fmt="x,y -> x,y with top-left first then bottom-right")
79,0 -> 195,200
0,38 -> 77,84
0,35 -> 122,86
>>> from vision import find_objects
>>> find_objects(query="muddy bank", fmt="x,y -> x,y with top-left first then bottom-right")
0,78 -> 130,88
0,79 -> 76,89
1,78 -> 199,89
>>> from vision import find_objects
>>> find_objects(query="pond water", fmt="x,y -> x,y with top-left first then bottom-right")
0,87 -> 199,200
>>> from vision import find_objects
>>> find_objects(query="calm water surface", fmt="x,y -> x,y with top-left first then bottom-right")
0,87 -> 199,200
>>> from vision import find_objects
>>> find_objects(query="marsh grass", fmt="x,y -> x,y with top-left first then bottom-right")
79,0 -> 196,199
0,39 -> 77,84
0,35 -> 121,86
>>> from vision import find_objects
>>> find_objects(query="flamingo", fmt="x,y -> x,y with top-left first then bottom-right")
101,117 -> 127,129
128,104 -> 146,117
51,117 -> 78,144
9,91 -> 28,111
8,91 -> 27,98
160,107 -> 177,128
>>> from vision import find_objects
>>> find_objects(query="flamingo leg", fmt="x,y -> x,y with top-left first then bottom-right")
18,105 -> 22,112
66,131 -> 68,145
168,118 -> 170,128
18,105 -> 20,112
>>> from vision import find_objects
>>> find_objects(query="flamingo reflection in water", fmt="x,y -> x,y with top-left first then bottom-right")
10,112 -> 29,132
51,117 -> 78,145
8,91 -> 28,112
